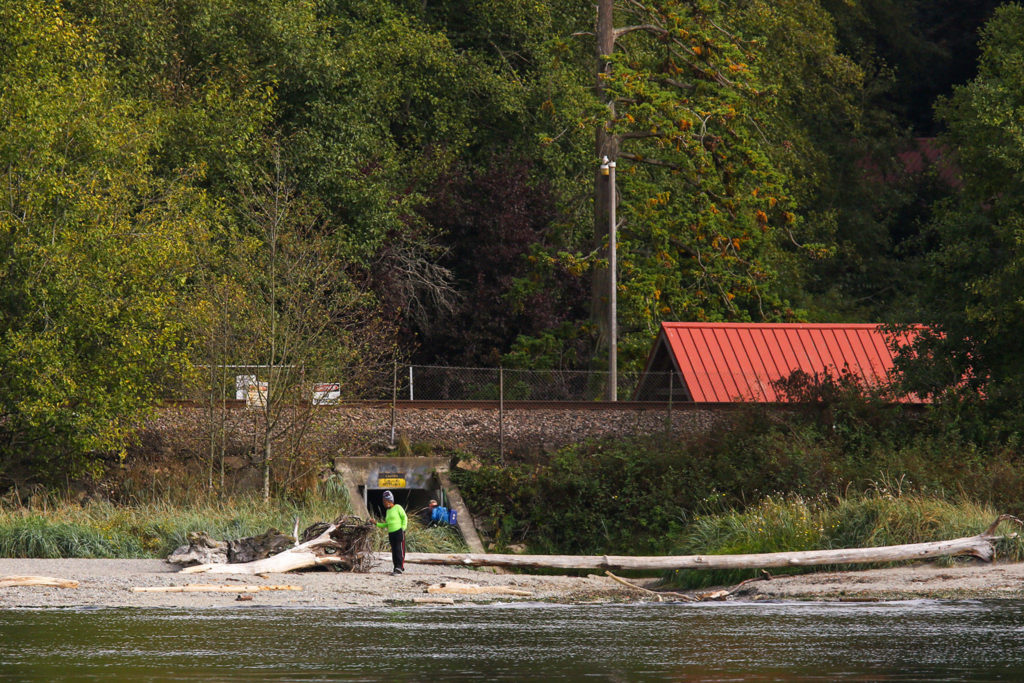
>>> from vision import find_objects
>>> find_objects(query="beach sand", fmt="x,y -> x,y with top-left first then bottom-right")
0,557 -> 634,609
2,558 -> 1024,608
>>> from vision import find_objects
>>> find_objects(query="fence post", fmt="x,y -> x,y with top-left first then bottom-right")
409,366 -> 414,401
390,360 -> 397,447
667,371 -> 673,437
499,366 -> 505,461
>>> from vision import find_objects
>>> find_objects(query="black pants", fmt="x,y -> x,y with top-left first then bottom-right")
388,529 -> 405,570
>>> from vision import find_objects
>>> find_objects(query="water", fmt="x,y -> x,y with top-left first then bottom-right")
3,600 -> 1024,680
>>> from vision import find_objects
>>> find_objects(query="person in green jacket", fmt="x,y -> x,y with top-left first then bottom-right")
377,490 -> 407,574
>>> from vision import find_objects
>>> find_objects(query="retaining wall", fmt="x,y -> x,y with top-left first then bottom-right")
136,401 -> 750,461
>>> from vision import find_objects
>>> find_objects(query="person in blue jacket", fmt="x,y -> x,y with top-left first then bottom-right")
428,499 -> 449,527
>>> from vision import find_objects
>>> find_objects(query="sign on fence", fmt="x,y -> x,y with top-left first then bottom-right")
312,382 -> 341,405
236,375 -> 268,407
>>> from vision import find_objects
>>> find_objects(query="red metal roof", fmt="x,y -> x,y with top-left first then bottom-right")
653,322 -> 922,403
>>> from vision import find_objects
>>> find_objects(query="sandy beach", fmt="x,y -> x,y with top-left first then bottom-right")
3,557 -> 1024,608
0,557 -> 635,609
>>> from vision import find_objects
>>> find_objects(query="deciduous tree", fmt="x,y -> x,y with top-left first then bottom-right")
0,1 -> 211,484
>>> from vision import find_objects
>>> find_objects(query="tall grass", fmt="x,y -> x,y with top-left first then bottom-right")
0,476 -> 470,559
0,476 -> 357,559
665,492 -> 1024,589
373,516 -> 469,555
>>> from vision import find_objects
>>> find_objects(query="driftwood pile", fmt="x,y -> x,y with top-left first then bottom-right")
170,516 -> 377,573
168,529 -> 294,566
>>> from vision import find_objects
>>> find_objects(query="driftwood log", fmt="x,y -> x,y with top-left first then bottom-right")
168,531 -> 228,566
169,529 -> 299,567
0,575 -> 79,588
179,515 -> 1021,576
132,584 -> 301,593
426,582 -> 532,596
182,516 -> 375,575
401,515 -> 1022,571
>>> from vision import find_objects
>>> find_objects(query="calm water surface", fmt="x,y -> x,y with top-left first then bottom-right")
3,600 -> 1024,680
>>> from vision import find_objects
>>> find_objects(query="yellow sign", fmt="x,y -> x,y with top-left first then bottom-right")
378,477 -> 406,488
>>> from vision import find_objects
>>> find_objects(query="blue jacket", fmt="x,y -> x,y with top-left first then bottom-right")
430,506 -> 449,525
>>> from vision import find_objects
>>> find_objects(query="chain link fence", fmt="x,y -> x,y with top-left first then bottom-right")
169,365 -> 682,403
397,366 -> 677,402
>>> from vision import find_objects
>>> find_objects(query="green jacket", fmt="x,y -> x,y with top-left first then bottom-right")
377,504 -> 408,533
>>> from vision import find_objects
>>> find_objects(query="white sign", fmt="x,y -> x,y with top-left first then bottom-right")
237,375 -> 268,407
312,382 -> 341,405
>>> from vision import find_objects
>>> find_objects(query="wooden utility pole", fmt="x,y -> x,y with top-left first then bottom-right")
593,0 -> 620,381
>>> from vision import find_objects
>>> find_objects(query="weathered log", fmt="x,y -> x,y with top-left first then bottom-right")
402,515 -> 1022,571
0,575 -> 79,588
181,516 -> 374,575
168,531 -> 228,566
227,529 -> 295,564
414,597 -> 456,605
180,515 -> 1021,577
426,582 -> 532,596
132,584 -> 301,593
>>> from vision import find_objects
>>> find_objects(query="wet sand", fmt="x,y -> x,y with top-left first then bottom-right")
2,558 -> 1023,608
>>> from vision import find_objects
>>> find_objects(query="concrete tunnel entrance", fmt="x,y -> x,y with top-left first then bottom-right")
334,456 -> 486,553
363,486 -> 446,521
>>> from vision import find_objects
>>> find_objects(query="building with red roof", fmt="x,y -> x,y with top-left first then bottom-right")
635,322 -> 924,403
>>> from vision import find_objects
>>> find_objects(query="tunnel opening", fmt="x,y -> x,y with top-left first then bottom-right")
337,457 -> 485,552
366,489 -> 438,520
363,485 -> 446,525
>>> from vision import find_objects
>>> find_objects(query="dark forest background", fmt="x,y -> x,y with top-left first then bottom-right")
3,0 -> 1024,485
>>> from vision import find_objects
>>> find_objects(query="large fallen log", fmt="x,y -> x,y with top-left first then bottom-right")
181,516 -> 375,575
401,515 -> 1022,572
180,515 -> 1021,576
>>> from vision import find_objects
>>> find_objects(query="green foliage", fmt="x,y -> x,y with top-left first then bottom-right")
455,443 -> 712,555
0,480 -> 469,559
601,1 -> 811,338
0,0 -> 1017,493
898,4 -> 1024,432
0,0 -> 213,482
456,385 -> 1024,562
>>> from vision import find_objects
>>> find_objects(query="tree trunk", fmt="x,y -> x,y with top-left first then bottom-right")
262,438 -> 271,502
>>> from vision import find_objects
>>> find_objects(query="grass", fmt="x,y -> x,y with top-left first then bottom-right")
375,516 -> 469,555
0,476 -> 470,559
664,491 -> 1024,589
0,476 -> 356,559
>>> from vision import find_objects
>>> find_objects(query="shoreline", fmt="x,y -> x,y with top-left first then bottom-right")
3,558 -> 1024,608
